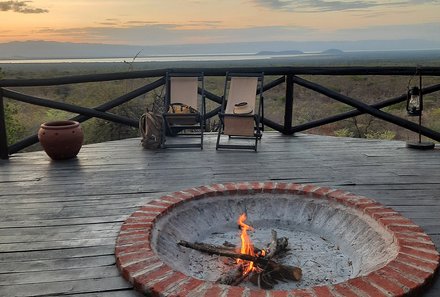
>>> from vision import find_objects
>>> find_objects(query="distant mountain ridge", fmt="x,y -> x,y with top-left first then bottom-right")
0,39 -> 439,59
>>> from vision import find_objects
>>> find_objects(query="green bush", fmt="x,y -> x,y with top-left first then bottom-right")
334,128 -> 355,138
365,130 -> 396,140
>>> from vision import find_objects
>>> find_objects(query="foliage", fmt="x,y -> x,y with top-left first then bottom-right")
365,130 -> 396,140
334,128 -> 355,138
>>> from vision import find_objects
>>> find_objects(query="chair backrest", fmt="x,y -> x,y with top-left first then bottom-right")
168,76 -> 199,110
224,75 -> 260,114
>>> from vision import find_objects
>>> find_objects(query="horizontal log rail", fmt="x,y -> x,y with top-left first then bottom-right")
1,66 -> 439,159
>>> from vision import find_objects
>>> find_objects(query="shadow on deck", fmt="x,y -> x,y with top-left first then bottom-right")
0,133 -> 439,296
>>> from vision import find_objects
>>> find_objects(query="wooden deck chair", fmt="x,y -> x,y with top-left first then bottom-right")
161,73 -> 205,149
216,73 -> 264,151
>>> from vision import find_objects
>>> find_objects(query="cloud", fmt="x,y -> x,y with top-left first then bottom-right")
34,23 -> 315,45
252,0 -> 438,12
0,1 -> 48,13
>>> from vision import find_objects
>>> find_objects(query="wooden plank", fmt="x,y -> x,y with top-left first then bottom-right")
0,276 -> 132,297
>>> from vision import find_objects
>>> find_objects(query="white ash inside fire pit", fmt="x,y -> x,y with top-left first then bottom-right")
151,193 -> 398,290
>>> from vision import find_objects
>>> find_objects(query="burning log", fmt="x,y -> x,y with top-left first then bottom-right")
178,213 -> 302,290
178,240 -> 302,283
178,240 -> 263,263
216,266 -> 242,285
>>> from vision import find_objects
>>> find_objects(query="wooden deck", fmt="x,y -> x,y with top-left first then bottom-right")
0,133 -> 439,296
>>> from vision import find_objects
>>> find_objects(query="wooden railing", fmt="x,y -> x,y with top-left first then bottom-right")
1,66 -> 440,159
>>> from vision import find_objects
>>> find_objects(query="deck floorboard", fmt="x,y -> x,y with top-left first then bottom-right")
1,133 -> 439,296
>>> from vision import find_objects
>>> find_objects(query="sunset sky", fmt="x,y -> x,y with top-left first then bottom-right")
1,0 -> 440,46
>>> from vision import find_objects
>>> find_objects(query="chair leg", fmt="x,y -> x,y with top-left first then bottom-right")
200,122 -> 204,150
216,127 -> 222,150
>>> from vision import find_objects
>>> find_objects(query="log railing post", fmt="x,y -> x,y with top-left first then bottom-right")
283,74 -> 294,134
0,88 -> 9,159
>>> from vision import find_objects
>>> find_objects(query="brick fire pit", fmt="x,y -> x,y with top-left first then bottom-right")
115,182 -> 439,296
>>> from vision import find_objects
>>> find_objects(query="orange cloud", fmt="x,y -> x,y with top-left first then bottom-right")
0,1 -> 48,13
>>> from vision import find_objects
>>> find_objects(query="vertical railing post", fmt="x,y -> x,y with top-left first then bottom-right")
0,88 -> 9,159
283,74 -> 294,134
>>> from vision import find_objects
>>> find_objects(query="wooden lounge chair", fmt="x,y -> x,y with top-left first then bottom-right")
162,73 -> 205,149
216,73 -> 264,151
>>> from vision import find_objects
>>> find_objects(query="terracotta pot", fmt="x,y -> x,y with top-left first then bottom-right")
38,120 -> 84,160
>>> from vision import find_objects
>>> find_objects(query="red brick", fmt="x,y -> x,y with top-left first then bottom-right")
333,283 -> 359,297
389,259 -> 431,281
291,288 -> 315,296
363,206 -> 395,217
370,211 -> 401,220
223,182 -> 239,194
184,188 -> 204,198
236,182 -> 251,193
116,249 -> 153,267
173,278 -> 205,297
120,223 -> 153,231
115,241 -> 150,255
388,224 -> 424,233
133,265 -> 173,290
225,286 -> 246,297
124,217 -> 155,224
313,285 -> 334,297
344,198 -> 377,209
209,183 -> 227,195
121,258 -> 162,281
399,246 -> 440,263
139,206 -> 165,213
274,182 -> 288,193
130,211 -> 156,217
119,229 -> 149,236
262,181 -> 276,192
268,290 -> 289,297
196,186 -> 216,197
326,189 -> 349,200
377,266 -> 420,291
348,277 -> 388,297
160,195 -> 185,204
117,234 -> 149,245
171,191 -> 193,201
395,253 -> 438,271
301,184 -> 319,196
201,284 -> 224,297
248,288 -> 267,297
249,181 -> 264,193
150,271 -> 188,295
312,186 -> 334,197
354,202 -> 383,212
286,183 -> 304,194
367,272 -> 406,296
149,199 -> 171,208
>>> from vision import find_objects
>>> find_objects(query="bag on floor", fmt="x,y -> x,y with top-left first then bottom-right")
139,111 -> 163,149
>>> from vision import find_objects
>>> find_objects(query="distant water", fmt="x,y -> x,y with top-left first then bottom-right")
0,53 -> 309,64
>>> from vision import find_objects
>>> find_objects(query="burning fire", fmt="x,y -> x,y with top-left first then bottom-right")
237,213 -> 257,274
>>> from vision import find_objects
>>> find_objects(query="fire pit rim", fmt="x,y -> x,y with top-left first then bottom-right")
115,182 -> 440,297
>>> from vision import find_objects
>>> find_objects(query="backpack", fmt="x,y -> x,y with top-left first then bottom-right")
139,111 -> 163,149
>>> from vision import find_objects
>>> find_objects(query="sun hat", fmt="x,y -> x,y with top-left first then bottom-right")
233,101 -> 253,115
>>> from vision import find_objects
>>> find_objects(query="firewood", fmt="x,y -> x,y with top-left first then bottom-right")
216,266 -> 242,285
178,240 -> 302,281
265,261 -> 302,281
266,229 -> 289,259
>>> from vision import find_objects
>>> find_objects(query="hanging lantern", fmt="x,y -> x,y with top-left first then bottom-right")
406,86 -> 422,116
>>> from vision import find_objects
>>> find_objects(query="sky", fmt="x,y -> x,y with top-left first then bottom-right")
1,0 -> 440,46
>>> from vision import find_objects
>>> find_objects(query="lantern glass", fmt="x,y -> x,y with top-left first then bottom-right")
407,86 -> 421,116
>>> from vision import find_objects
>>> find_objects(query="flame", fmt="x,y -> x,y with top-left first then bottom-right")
237,213 -> 256,274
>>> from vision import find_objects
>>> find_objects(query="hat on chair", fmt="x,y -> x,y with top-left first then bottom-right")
233,101 -> 253,115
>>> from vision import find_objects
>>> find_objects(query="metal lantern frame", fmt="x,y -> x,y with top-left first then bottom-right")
406,71 -> 435,149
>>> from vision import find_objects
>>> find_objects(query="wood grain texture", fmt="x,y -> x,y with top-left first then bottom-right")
0,132 -> 439,296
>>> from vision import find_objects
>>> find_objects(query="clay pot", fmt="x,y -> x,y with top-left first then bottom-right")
38,120 -> 84,160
